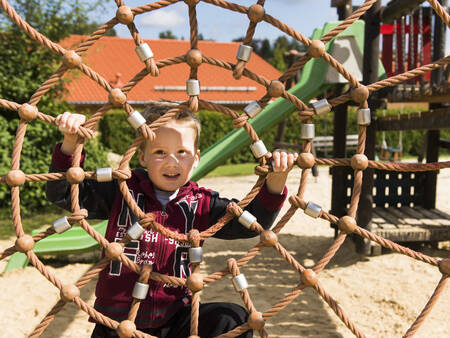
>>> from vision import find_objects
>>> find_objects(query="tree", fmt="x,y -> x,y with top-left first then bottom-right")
159,30 -> 177,39
0,0 -> 113,118
0,0 -> 111,212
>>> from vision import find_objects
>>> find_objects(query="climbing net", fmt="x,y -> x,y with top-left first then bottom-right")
0,0 -> 449,337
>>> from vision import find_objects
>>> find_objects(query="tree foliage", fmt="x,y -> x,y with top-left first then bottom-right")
0,0 -> 111,212
233,35 -> 306,72
159,30 -> 177,39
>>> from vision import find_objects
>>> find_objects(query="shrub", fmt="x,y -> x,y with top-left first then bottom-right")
0,113 -> 110,214
97,106 -> 450,167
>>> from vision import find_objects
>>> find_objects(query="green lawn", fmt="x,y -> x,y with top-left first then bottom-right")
0,207 -> 70,240
204,162 -> 256,178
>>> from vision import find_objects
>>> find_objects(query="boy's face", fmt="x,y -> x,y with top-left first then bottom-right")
138,120 -> 200,192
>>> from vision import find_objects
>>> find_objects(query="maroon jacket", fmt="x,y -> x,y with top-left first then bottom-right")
46,144 -> 287,328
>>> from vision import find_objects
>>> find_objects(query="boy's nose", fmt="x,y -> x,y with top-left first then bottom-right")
166,153 -> 179,165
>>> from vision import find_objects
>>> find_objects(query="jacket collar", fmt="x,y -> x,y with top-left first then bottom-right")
134,169 -> 198,204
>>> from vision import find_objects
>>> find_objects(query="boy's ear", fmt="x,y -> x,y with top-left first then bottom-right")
138,148 -> 146,167
193,149 -> 200,168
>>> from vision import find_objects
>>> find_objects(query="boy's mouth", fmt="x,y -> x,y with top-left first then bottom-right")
163,173 -> 180,180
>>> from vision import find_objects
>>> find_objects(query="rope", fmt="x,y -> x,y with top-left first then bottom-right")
1,0 -> 448,337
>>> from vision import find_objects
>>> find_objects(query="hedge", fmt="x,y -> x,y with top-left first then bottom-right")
0,112 -> 110,214
98,107 -> 449,166
2,105 -> 448,213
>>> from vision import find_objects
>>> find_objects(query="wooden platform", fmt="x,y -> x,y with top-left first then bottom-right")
371,207 -> 450,242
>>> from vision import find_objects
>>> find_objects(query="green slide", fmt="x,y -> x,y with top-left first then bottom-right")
4,221 -> 108,272
192,20 -> 384,180
4,20 -> 384,272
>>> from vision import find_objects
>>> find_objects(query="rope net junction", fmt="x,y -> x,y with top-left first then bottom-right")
0,0 -> 449,337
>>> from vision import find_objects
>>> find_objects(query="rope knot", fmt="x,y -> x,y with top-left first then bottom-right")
227,258 -> 239,276
68,209 -> 88,224
254,164 -> 269,176
78,126 -> 95,140
188,229 -> 200,247
288,195 -> 306,209
188,96 -> 199,113
227,202 -> 243,218
140,125 -> 156,142
113,169 -> 132,180
232,61 -> 246,80
145,58 -> 160,77
140,213 -> 156,229
233,114 -> 248,129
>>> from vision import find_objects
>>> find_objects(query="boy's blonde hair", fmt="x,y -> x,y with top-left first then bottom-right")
139,103 -> 201,150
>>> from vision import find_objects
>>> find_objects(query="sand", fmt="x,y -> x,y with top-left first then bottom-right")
0,166 -> 449,337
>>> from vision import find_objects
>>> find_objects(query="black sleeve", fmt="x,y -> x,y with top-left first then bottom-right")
45,164 -> 119,220
209,190 -> 281,240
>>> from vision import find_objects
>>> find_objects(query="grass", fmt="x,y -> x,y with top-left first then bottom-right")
204,162 -> 256,178
0,207 -> 104,240
0,207 -> 70,240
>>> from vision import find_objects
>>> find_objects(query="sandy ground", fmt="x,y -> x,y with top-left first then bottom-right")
0,166 -> 449,337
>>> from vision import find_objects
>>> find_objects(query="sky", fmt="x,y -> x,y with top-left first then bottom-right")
95,0 -> 449,53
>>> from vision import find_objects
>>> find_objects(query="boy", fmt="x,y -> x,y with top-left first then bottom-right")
46,105 -> 298,337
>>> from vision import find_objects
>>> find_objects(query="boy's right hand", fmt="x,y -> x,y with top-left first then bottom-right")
56,112 -> 86,135
55,112 -> 86,155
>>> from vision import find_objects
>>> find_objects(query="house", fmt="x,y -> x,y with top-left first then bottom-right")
61,35 -> 281,112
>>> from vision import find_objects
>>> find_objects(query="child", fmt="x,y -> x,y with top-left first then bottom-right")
46,105 -> 298,338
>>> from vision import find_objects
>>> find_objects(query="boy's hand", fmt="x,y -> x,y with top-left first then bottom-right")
55,112 -> 86,155
269,149 -> 298,174
265,149 -> 298,194
56,112 -> 86,135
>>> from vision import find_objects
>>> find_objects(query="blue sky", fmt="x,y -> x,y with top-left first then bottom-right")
96,0 -> 449,53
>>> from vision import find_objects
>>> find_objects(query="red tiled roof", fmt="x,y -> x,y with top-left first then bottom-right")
61,35 -> 281,105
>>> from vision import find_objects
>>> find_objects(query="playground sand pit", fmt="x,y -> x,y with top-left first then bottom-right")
1,166 -> 449,337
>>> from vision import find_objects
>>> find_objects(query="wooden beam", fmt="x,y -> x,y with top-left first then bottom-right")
380,0 -> 426,24
331,0 -> 348,7
440,139 -> 450,150
376,108 -> 450,131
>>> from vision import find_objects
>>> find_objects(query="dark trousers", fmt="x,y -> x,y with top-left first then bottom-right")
91,302 -> 253,338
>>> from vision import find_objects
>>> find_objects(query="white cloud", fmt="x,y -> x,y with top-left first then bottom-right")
138,9 -> 185,28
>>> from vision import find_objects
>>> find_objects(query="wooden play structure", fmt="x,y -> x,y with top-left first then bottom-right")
330,0 -> 450,255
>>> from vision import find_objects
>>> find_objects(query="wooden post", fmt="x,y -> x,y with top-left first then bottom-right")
356,0 -> 382,255
424,0 -> 446,209
330,0 -> 352,225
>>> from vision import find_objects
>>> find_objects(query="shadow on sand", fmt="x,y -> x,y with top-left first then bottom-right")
37,233 -> 448,337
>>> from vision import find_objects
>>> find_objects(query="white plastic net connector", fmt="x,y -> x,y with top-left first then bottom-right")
250,140 -> 268,158
96,168 -> 113,182
238,210 -> 257,229
244,101 -> 262,118
301,123 -> 315,140
236,44 -> 253,62
128,111 -> 146,130
311,99 -> 331,115
304,201 -> 322,218
232,273 -> 248,292
357,108 -> 371,126
127,222 -> 145,240
186,79 -> 200,96
135,43 -> 154,62
189,247 -> 203,263
132,282 -> 149,300
53,216 -> 71,234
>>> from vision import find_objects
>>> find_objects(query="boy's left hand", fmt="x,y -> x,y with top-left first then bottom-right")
265,149 -> 298,194
268,149 -> 298,174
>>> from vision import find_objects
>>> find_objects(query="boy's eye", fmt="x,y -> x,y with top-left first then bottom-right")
154,150 -> 165,155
